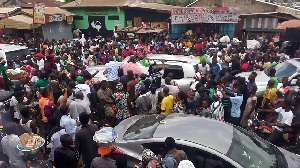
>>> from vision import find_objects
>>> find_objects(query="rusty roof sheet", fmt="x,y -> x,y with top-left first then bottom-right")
0,7 -> 19,13
61,0 -> 135,8
0,14 -> 40,29
128,2 -> 177,12
21,7 -> 75,16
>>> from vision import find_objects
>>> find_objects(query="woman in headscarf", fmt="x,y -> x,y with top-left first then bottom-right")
112,83 -> 130,125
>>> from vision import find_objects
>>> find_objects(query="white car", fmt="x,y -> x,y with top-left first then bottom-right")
237,58 -> 300,98
86,54 -> 200,92
0,44 -> 30,62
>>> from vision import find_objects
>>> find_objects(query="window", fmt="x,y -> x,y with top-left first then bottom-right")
142,142 -> 235,168
149,64 -> 184,79
123,115 -> 166,140
108,16 -> 119,20
73,16 -> 83,20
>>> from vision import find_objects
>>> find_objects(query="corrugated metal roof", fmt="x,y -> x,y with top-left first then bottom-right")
128,2 -> 177,12
0,14 -> 39,29
21,7 -> 75,16
0,7 -> 19,14
276,6 -> 300,19
61,0 -> 135,8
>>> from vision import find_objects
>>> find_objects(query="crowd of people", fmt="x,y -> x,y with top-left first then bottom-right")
0,32 -> 300,168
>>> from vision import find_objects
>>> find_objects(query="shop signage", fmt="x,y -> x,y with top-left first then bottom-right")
49,14 -> 65,22
151,22 -> 169,30
0,13 -> 7,20
127,20 -> 133,27
86,11 -> 108,15
114,21 -> 122,28
33,3 -> 45,24
171,7 -> 239,24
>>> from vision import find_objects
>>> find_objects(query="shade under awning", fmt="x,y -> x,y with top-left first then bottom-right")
0,15 -> 40,29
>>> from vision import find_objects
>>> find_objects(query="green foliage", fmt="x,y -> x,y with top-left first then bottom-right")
65,0 -> 75,4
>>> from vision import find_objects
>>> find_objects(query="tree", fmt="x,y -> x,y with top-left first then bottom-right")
162,0 -> 193,6
65,0 -> 75,3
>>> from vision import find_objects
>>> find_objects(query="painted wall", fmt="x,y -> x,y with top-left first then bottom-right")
68,7 -> 125,37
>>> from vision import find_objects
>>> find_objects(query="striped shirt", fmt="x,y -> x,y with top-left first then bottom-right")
221,86 -> 232,107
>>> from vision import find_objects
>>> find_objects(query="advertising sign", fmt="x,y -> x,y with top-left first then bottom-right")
114,21 -> 122,28
0,13 -> 7,20
171,7 -> 239,24
49,14 -> 65,22
151,22 -> 169,30
33,3 -> 45,24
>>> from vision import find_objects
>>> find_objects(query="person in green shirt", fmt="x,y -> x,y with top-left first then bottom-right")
0,58 -> 13,90
265,68 -> 278,91
196,51 -> 206,64
33,73 -> 50,90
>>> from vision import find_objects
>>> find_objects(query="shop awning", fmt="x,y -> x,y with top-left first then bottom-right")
0,14 -> 39,29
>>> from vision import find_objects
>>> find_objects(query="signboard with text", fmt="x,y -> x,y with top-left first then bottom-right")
33,3 -> 45,24
171,7 -> 239,24
49,14 -> 65,22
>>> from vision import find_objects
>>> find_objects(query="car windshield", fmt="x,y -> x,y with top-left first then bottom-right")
265,61 -> 298,82
123,115 -> 166,140
226,127 -> 281,168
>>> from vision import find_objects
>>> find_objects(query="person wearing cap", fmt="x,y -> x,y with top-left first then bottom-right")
35,53 -> 44,72
90,146 -> 117,168
74,76 -> 91,107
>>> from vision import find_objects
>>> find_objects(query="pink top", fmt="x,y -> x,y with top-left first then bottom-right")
121,62 -> 142,76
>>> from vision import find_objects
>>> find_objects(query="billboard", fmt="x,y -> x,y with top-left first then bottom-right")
151,22 -> 169,30
171,7 -> 239,24
49,14 -> 65,22
33,3 -> 45,24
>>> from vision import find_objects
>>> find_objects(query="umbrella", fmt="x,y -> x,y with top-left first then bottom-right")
277,20 -> 300,30
220,35 -> 230,43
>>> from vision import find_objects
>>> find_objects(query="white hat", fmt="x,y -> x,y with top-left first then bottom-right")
178,160 -> 195,168
217,51 -> 222,56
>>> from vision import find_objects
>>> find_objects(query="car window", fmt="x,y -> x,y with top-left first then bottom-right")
149,64 -> 184,79
226,127 -> 279,168
142,142 -> 235,168
123,115 -> 166,140
265,61 -> 298,82
5,49 -> 29,61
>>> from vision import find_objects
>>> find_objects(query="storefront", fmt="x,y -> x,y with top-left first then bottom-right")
66,7 -> 125,38
170,7 -> 239,39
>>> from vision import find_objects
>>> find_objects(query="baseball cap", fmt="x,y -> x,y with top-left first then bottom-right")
36,53 -> 43,57
76,76 -> 83,82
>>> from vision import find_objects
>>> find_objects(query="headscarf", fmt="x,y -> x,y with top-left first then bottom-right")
178,160 -> 195,168
141,149 -> 157,162
116,82 -> 123,91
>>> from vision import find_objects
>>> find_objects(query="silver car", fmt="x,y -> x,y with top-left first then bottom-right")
114,114 -> 300,168
237,58 -> 300,98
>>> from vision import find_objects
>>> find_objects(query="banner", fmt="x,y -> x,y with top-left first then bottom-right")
49,14 -> 65,22
114,21 -> 122,28
151,22 -> 169,30
33,3 -> 45,24
171,7 -> 239,24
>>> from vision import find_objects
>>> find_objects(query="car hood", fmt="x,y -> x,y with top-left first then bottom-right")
278,148 -> 300,168
237,71 -> 269,84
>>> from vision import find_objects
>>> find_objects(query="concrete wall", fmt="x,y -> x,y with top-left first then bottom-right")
191,0 -> 277,14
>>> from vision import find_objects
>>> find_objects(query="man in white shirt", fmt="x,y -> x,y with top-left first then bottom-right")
1,122 -> 26,168
36,53 -> 44,72
74,76 -> 91,106
266,100 -> 294,144
164,77 -> 179,96
104,56 -> 123,92
197,60 -> 210,77
69,91 -> 91,120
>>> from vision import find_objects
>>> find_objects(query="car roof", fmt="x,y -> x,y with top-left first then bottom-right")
0,44 -> 28,52
147,54 -> 199,65
286,58 -> 300,67
153,114 -> 234,154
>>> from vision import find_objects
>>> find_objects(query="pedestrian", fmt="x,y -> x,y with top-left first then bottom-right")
19,107 -> 38,134
136,86 -> 152,115
262,79 -> 277,109
112,83 -> 130,125
120,56 -> 142,76
240,85 -> 257,127
53,134 -> 78,168
69,91 -> 91,120
97,80 -> 115,126
90,146 -> 117,168
165,137 -> 187,166
161,87 -> 174,116
75,112 -> 99,168
1,122 -> 26,168
104,56 -> 123,93
74,76 -> 91,106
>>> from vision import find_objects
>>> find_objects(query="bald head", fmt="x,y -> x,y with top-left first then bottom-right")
75,91 -> 84,100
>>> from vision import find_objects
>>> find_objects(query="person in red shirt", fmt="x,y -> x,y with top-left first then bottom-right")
195,39 -> 203,52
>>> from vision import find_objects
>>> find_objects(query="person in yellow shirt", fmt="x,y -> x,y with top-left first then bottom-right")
262,79 -> 277,109
161,87 -> 174,115
186,40 -> 192,49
